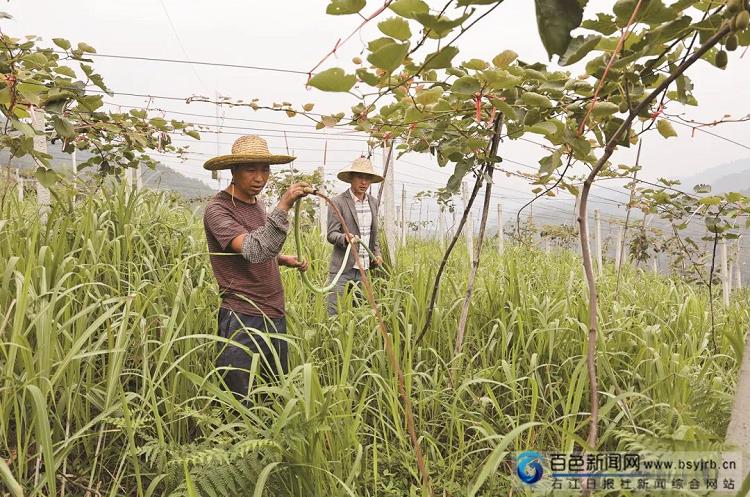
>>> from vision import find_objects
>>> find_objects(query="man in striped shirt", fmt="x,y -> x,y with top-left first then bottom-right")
326,157 -> 384,315
203,135 -> 310,399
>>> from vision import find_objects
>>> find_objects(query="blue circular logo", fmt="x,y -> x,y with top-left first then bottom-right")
517,451 -> 544,484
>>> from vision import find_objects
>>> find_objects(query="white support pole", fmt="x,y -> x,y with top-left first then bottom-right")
31,107 -> 50,221
125,165 -> 134,189
438,206 -> 446,248
614,225 -> 624,270
544,237 -> 550,254
595,210 -> 603,275
382,142 -> 397,264
401,184 -> 407,247
16,168 -> 23,201
735,240 -> 743,290
135,164 -> 142,190
721,239 -> 730,306
497,202 -> 504,255
573,190 -> 582,255
461,181 -> 473,265
652,257 -> 658,274
317,166 -> 327,240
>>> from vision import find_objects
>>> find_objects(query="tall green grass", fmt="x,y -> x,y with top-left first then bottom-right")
0,185 -> 747,496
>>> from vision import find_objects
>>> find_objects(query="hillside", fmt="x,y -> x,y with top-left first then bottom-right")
0,141 -> 215,199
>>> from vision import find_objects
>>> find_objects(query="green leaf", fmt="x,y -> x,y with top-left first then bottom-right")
54,66 -> 77,78
185,129 -> 200,140
534,0 -> 584,59
356,68 -> 380,86
0,87 -> 10,107
415,87 -> 443,105
422,46 -> 460,69
326,0 -> 365,15
378,17 -> 412,41
52,115 -> 76,138
149,117 -> 168,129
581,13 -> 618,35
308,67 -> 357,92
77,42 -> 97,53
528,121 -> 559,136
415,12 -> 471,38
52,38 -> 71,50
656,119 -> 677,138
368,37 -> 396,52
389,0 -> 429,19
558,35 -> 602,66
590,101 -> 620,118
492,49 -> 518,68
468,422 -> 542,497
11,119 -> 36,138
520,92 -> 553,108
367,41 -> 409,73
253,462 -> 281,497
17,82 -> 46,106
447,161 -> 471,191
693,184 -> 712,194
490,97 -> 515,118
36,167 -> 60,187
24,52 -> 48,67
539,150 -> 562,175
77,94 -> 103,112
462,58 -> 488,70
451,76 -> 481,95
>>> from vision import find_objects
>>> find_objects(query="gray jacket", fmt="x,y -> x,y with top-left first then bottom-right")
327,190 -> 381,273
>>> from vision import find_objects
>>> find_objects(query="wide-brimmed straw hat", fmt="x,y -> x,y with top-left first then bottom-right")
336,157 -> 384,184
203,135 -> 295,171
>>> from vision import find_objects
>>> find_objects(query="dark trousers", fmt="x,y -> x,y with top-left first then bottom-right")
216,308 -> 288,398
326,268 -> 365,316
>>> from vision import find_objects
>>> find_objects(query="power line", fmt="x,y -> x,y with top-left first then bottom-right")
158,0 -> 208,93
54,51 -> 309,75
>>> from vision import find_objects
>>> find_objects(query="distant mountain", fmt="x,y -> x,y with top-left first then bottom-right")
678,158 -> 750,194
0,140 -> 216,199
141,164 -> 216,199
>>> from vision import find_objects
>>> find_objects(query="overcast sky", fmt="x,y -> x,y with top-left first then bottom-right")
5,1 -> 750,225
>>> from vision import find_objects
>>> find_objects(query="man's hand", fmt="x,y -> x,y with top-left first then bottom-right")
278,254 -> 308,272
372,256 -> 383,267
278,182 -> 311,211
346,233 -> 360,246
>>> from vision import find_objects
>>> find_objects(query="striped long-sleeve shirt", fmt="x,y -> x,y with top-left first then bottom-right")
203,191 -> 289,318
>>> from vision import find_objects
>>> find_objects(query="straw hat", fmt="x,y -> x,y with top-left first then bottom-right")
203,135 -> 295,171
336,157 -> 384,184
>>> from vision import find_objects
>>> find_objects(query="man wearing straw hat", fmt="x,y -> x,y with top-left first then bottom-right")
203,134 -> 310,397
326,156 -> 384,315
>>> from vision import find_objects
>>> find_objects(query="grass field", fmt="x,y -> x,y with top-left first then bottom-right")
0,185 -> 747,496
